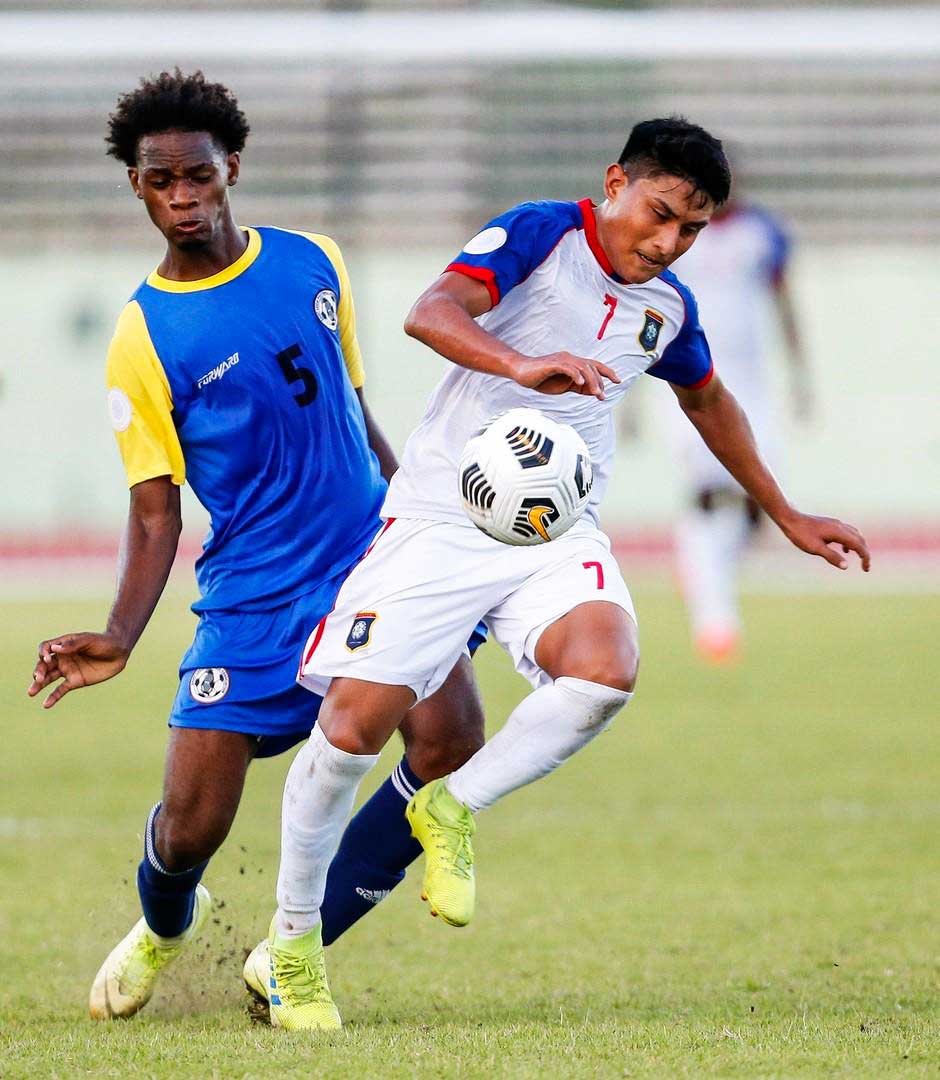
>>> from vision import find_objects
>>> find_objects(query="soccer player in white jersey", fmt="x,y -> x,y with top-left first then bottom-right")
246,118 -> 869,1029
667,193 -> 813,662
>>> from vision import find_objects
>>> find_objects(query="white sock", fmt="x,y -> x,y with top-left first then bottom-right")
275,724 -> 379,937
675,499 -> 751,640
446,677 -> 632,813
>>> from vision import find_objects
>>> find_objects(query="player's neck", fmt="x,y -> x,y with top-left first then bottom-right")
157,216 -> 248,282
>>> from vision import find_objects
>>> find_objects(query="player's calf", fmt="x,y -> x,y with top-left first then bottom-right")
320,657 -> 485,945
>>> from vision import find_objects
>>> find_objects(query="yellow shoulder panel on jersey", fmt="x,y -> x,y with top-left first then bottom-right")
289,230 -> 366,389
105,300 -> 186,488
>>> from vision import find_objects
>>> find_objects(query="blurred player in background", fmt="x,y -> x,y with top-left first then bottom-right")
246,118 -> 870,1032
669,192 -> 812,663
26,70 -> 484,1022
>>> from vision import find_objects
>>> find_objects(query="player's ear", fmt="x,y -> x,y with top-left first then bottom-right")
604,162 -> 628,201
226,152 -> 240,187
127,167 -> 142,199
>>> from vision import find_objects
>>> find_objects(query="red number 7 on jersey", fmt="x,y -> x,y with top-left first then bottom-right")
583,561 -> 605,589
597,294 -> 618,340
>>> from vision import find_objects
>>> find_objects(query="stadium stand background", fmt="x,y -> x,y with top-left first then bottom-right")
1,2 -> 937,577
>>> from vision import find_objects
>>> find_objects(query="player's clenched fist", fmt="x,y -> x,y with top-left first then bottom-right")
510,352 -> 622,401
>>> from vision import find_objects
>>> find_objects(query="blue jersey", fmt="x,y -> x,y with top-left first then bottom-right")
105,226 -> 386,613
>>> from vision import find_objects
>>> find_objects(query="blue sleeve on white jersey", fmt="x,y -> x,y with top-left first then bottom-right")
445,201 -> 582,305
646,273 -> 714,389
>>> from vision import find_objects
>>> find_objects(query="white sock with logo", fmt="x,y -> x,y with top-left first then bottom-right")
275,724 -> 379,937
446,677 -> 632,813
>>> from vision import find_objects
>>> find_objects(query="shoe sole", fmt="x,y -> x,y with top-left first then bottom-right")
420,890 -> 469,928
242,946 -> 272,1026
244,983 -> 272,1026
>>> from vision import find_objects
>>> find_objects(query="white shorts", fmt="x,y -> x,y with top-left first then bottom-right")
299,517 -> 636,702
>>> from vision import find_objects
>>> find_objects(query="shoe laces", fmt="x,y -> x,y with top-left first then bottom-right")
116,933 -> 166,994
429,811 -> 474,879
272,947 -> 330,1006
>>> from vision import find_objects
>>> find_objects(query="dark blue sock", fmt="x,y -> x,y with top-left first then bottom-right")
320,756 -> 424,946
136,803 -> 208,938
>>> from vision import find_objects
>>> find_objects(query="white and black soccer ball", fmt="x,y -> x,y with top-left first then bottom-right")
458,407 -> 594,546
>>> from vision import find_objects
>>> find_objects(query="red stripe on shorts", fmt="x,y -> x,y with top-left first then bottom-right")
297,518 -> 397,678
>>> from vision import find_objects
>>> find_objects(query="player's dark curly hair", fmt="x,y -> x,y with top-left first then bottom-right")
106,69 -> 250,166
619,117 -> 731,207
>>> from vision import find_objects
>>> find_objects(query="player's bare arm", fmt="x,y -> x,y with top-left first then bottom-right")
356,388 -> 399,481
28,475 -> 181,708
773,273 -> 814,422
673,375 -> 870,571
405,272 -> 620,401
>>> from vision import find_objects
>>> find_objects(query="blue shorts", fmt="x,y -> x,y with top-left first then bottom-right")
170,584 -> 487,759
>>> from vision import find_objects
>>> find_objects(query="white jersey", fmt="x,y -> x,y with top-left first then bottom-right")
384,199 -> 714,525
670,203 -> 789,410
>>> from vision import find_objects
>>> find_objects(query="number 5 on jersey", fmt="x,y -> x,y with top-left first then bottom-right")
276,344 -> 318,406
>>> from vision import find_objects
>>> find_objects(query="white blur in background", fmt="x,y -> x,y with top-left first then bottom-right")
0,1 -> 937,594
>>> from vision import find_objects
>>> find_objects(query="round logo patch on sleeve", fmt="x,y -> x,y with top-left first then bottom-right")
107,388 -> 132,432
189,667 -> 230,703
462,226 -> 508,255
314,289 -> 339,331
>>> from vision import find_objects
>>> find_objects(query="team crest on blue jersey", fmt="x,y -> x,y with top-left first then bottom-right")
346,612 -> 377,651
638,308 -> 664,356
314,289 -> 338,331
189,667 -> 230,703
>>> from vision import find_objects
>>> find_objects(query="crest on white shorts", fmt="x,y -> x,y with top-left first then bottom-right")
314,288 -> 338,331
345,612 -> 377,652
189,667 -> 230,703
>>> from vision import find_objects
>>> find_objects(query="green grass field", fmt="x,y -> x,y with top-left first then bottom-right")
2,585 -> 939,1077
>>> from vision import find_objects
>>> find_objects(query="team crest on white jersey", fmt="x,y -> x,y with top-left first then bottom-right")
189,667 -> 230,703
314,289 -> 338,331
346,611 -> 377,651
639,308 -> 664,356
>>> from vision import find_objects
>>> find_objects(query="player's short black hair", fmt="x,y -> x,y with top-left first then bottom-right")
106,69 -> 250,166
618,117 -> 731,208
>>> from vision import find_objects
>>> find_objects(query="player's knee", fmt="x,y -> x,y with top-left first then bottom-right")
319,678 -> 418,756
156,805 -> 232,871
562,649 -> 639,695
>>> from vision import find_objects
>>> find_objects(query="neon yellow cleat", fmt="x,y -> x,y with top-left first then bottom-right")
89,884 -> 211,1019
405,779 -> 476,927
243,919 -> 341,1032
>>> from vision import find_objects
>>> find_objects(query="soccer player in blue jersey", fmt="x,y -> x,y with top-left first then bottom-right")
26,70 -> 485,1021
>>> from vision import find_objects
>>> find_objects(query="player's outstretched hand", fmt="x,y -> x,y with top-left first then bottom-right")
27,632 -> 130,709
779,511 -> 871,572
513,352 -> 621,401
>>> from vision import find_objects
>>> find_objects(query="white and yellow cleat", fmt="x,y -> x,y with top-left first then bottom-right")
243,919 -> 341,1032
89,884 -> 211,1020
405,779 -> 476,927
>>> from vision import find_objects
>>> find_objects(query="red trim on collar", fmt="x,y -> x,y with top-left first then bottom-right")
577,198 -> 618,279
